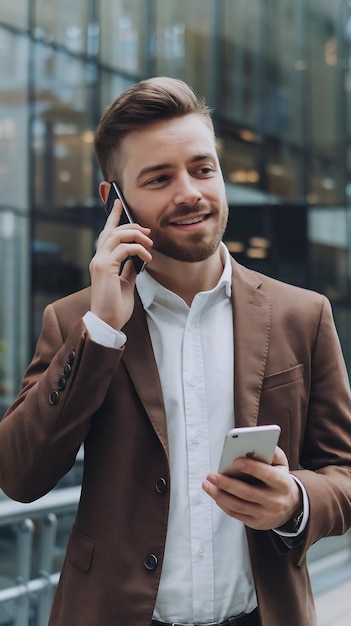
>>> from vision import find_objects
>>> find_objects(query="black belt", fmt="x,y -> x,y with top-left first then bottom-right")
152,607 -> 260,626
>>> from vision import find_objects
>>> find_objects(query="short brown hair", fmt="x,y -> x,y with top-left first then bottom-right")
94,76 -> 213,182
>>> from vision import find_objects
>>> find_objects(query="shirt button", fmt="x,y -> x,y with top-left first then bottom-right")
197,546 -> 204,558
144,554 -> 158,571
155,478 -> 167,494
49,391 -> 60,405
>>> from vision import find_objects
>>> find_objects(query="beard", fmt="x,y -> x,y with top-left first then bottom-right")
150,202 -> 229,263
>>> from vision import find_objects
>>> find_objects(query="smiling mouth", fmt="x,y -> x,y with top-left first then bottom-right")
174,215 -> 206,225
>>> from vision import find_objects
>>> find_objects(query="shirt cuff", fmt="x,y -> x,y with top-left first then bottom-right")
83,311 -> 127,349
273,474 -> 309,537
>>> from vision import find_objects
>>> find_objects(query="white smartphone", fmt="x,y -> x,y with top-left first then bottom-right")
218,424 -> 281,479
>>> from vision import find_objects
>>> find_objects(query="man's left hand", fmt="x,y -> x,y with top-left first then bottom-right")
202,446 -> 302,531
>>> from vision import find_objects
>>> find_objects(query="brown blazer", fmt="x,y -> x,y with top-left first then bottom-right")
1,258 -> 351,626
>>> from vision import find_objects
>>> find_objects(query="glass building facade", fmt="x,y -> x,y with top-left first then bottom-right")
1,0 -> 351,411
1,0 -> 351,604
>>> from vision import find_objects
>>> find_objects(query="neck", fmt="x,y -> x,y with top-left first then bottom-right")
146,247 -> 224,307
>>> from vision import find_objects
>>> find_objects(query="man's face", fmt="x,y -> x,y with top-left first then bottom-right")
118,113 -> 229,264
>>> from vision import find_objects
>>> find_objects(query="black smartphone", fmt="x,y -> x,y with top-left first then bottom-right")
105,181 -> 147,274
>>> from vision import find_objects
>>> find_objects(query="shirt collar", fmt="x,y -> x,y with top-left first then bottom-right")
136,242 -> 232,310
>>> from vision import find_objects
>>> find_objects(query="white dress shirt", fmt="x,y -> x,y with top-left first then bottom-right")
83,243 -> 308,623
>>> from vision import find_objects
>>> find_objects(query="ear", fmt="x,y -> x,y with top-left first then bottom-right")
99,181 -> 111,204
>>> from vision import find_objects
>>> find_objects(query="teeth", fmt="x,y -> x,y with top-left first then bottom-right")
175,216 -> 204,225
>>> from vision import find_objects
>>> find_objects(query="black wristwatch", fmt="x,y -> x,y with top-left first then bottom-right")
279,506 -> 304,534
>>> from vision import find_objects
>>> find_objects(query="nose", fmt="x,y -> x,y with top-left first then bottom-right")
172,173 -> 202,207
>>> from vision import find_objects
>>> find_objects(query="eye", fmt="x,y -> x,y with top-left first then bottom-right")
194,165 -> 215,176
144,175 -> 170,187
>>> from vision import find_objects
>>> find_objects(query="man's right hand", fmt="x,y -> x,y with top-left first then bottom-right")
89,200 -> 153,330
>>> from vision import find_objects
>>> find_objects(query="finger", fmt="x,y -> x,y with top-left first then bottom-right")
232,447 -> 289,484
203,478 -> 263,525
272,445 -> 289,467
104,199 -> 123,229
103,242 -> 153,271
98,226 -> 153,257
116,223 -> 152,238
203,473 -> 259,503
119,258 -> 138,282
231,457 -> 274,485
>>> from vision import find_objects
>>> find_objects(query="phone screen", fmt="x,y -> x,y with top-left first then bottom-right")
105,181 -> 146,273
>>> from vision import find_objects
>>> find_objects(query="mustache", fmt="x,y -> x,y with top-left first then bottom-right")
164,202 -> 215,223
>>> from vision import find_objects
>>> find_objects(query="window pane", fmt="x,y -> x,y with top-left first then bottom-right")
32,43 -> 97,214
219,0 -> 262,126
99,72 -> 135,119
266,143 -> 303,200
154,0 -> 212,97
0,0 -> 28,28
308,0 -> 343,159
33,0 -> 91,54
33,221 -> 94,339
308,205 -> 350,300
0,27 -> 29,211
0,211 -> 30,416
262,0 -> 306,142
225,204 -> 308,288
218,135 -> 260,192
219,0 -> 306,141
99,0 -> 146,75
308,160 -> 346,206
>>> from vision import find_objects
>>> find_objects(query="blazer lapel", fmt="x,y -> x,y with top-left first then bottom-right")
231,260 -> 272,427
122,294 -> 169,457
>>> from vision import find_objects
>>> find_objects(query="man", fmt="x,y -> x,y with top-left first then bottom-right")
1,77 -> 351,626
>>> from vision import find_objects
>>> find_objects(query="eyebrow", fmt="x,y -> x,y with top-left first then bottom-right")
136,153 -> 216,182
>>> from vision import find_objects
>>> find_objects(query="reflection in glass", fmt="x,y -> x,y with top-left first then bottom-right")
0,211 -> 29,415
154,0 -> 212,96
308,205 -> 349,301
308,160 -> 346,206
32,43 -> 97,213
99,73 -> 135,120
218,135 -> 260,192
0,28 -> 29,211
33,0 -> 90,54
33,221 -> 94,340
308,0 -> 343,158
0,0 -> 29,28
219,0 -> 262,127
266,143 -> 303,200
262,0 -> 305,142
99,0 -> 146,75
219,0 -> 305,142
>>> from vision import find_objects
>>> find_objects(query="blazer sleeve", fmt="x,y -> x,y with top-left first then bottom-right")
0,302 -> 122,502
272,296 -> 351,562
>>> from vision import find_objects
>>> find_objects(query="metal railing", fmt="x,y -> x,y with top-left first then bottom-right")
0,487 -> 80,626
2,484 -> 351,625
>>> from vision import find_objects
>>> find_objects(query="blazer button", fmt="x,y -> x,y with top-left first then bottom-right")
56,377 -> 66,391
63,364 -> 72,378
49,391 -> 60,405
68,350 -> 75,365
155,478 -> 167,494
144,554 -> 158,571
